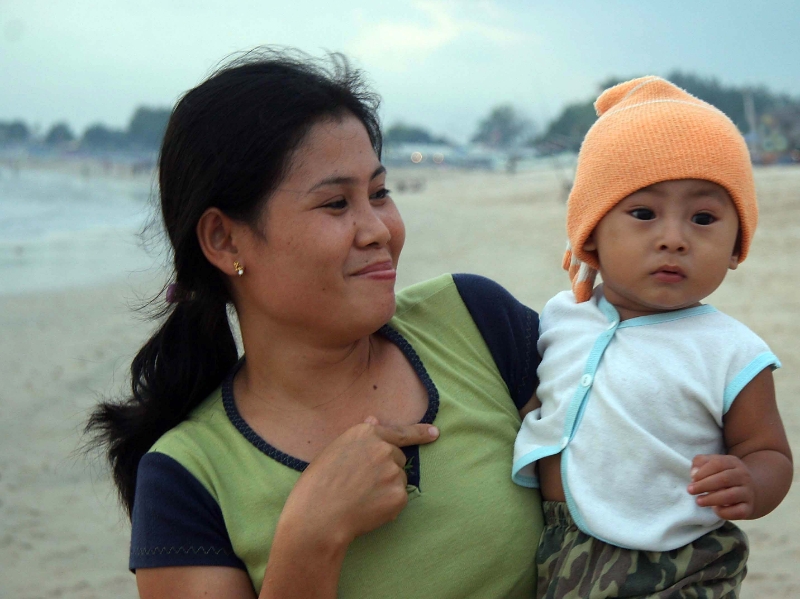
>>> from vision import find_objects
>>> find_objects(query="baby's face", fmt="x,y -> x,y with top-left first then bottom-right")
584,179 -> 740,320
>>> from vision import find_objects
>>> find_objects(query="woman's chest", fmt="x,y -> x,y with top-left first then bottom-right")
243,343 -> 430,463
216,380 -> 541,598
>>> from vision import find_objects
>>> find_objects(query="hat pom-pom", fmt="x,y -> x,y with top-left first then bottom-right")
594,76 -> 661,116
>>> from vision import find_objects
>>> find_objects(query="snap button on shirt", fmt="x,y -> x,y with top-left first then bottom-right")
580,373 -> 593,387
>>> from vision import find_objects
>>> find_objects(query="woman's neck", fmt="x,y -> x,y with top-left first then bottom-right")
236,321 -> 380,413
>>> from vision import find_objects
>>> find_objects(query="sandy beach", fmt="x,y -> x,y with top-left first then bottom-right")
1,163 -> 798,598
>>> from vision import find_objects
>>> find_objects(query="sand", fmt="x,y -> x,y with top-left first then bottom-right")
1,163 -> 798,598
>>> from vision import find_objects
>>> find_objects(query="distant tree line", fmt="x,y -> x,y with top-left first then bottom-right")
3,72 -> 799,158
384,123 -> 451,145
0,106 -> 171,150
535,72 -> 800,154
381,72 -> 800,157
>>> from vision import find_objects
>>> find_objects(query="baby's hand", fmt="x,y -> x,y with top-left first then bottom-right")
687,454 -> 756,520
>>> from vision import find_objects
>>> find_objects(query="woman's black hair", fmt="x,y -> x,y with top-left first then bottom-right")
85,48 -> 382,517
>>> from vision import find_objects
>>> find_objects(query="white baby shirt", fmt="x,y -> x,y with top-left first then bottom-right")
513,287 -> 780,551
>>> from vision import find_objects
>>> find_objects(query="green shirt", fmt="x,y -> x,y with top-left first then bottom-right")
136,274 -> 544,597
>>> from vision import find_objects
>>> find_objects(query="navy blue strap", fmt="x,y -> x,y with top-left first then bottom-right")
130,452 -> 246,571
452,274 -> 540,410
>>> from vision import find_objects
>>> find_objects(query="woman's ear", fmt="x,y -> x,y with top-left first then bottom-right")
196,207 -> 244,276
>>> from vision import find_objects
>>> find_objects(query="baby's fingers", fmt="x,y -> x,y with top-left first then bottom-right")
697,486 -> 754,520
694,486 -> 750,509
712,503 -> 753,521
688,467 -> 746,495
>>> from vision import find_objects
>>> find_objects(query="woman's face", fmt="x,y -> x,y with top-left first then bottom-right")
237,115 -> 405,343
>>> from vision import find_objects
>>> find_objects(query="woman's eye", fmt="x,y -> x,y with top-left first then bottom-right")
692,213 -> 716,225
630,208 -> 655,220
370,188 -> 391,200
323,198 -> 348,210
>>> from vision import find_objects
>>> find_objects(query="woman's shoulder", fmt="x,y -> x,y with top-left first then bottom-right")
395,273 -> 536,318
394,273 -> 456,315
148,387 -> 230,476
393,273 -> 540,411
132,433 -> 246,572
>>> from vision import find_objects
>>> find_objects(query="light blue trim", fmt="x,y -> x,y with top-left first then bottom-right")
560,327 -> 616,443
512,474 -> 540,489
618,304 -> 717,328
723,352 -> 782,413
512,446 -> 561,487
597,294 -> 620,323
561,447 -> 592,538
596,290 -> 717,329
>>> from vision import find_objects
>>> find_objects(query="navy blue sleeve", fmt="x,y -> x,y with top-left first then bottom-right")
452,273 -> 540,410
130,452 -> 246,572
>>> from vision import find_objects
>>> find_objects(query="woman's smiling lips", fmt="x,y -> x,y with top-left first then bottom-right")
652,265 -> 686,283
352,260 -> 396,280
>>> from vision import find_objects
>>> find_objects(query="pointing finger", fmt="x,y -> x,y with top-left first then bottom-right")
374,422 -> 440,448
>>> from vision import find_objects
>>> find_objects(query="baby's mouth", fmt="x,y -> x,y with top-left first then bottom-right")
652,266 -> 686,282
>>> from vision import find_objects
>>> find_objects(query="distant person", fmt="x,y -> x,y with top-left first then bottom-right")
87,49 -> 544,598
513,77 -> 793,597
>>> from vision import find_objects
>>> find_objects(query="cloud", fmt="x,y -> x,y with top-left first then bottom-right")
346,0 -> 525,71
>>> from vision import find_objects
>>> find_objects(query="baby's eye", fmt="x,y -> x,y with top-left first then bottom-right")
370,188 -> 391,200
323,198 -> 348,210
692,213 -> 716,225
630,208 -> 655,220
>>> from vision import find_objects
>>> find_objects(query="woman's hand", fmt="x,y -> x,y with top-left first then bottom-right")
286,417 -> 440,541
260,418 -> 440,599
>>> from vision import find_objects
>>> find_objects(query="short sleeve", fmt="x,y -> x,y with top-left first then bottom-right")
452,273 -> 540,409
130,452 -> 246,571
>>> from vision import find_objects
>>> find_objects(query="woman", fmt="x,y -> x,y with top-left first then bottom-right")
88,49 -> 543,598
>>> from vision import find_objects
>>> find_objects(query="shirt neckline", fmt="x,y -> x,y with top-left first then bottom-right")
220,323 -> 440,472
596,289 -> 717,328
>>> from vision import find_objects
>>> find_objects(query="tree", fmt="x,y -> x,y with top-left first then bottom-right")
82,123 -> 127,149
44,122 -> 75,145
127,107 -> 170,148
471,105 -> 530,148
535,72 -> 800,154
0,120 -> 30,144
534,102 -> 597,153
386,123 -> 430,145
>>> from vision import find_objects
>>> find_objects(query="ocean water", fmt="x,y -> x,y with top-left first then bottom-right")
0,166 -> 167,296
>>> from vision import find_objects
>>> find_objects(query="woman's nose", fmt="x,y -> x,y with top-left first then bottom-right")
354,201 -> 392,247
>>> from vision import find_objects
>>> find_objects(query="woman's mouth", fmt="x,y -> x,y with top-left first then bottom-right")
352,260 -> 396,280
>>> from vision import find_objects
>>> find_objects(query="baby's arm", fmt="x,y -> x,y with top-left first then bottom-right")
687,368 -> 793,520
518,392 -> 541,419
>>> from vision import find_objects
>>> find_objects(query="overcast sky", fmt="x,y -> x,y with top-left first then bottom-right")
2,0 -> 799,143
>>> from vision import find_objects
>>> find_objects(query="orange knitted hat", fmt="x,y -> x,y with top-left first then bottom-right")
564,76 -> 758,302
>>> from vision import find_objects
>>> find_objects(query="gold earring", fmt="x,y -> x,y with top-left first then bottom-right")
233,261 -> 244,276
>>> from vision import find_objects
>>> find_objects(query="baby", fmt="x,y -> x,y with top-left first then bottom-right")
514,77 -> 793,598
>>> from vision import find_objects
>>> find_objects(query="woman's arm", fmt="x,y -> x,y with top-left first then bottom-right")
137,566 -> 257,599
136,419 -> 439,599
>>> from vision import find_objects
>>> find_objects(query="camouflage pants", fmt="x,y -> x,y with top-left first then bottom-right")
536,502 -> 748,599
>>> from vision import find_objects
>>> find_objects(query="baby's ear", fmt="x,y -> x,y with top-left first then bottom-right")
583,233 -> 597,252
729,231 -> 741,270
